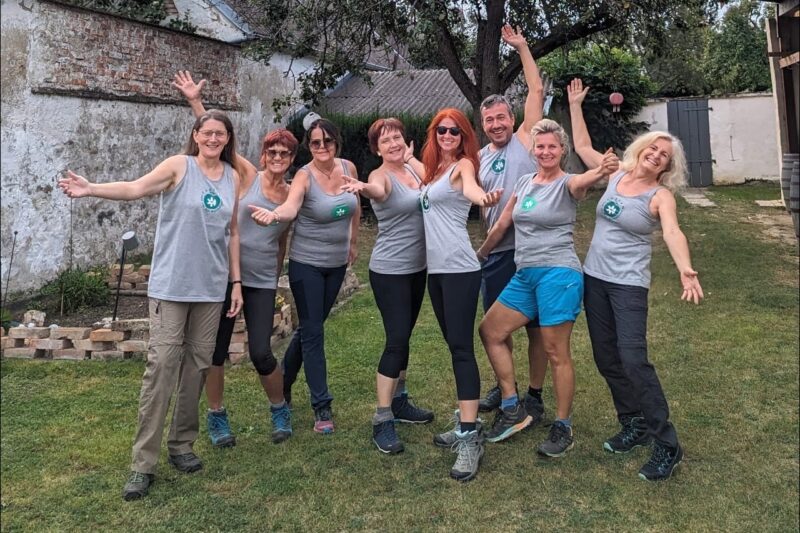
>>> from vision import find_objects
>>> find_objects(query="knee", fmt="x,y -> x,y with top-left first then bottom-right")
252,350 -> 278,376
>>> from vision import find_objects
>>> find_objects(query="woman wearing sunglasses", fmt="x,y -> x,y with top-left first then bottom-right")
250,118 -> 361,435
412,108 -> 501,482
173,71 -> 295,448
340,118 -> 434,454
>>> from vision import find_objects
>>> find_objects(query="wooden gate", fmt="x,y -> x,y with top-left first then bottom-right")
667,99 -> 713,187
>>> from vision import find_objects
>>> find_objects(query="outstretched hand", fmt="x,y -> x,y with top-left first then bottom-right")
249,204 -> 278,226
501,24 -> 527,49
58,170 -> 92,198
171,70 -> 206,101
567,78 -> 589,107
599,147 -> 620,176
481,188 -> 504,208
340,175 -> 365,194
680,268 -> 704,304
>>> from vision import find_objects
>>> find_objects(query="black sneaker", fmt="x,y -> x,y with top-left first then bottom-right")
523,392 -> 545,427
639,442 -> 683,481
122,471 -> 154,501
485,403 -> 532,443
167,452 -> 203,473
392,393 -> 434,424
537,421 -> 574,457
604,416 -> 651,453
373,420 -> 404,454
478,385 -> 501,412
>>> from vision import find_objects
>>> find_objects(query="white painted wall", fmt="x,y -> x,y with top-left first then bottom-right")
635,93 -> 779,185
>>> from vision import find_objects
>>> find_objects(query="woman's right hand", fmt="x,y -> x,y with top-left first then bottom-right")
171,70 -> 205,101
599,147 -> 620,176
249,205 -> 278,226
58,170 -> 92,198
340,176 -> 365,194
567,78 -> 589,107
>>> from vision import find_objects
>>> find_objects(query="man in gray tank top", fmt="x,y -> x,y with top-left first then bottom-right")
476,25 -> 546,418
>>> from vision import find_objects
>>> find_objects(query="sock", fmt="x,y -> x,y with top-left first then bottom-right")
500,394 -> 519,411
556,418 -> 572,429
208,406 -> 225,413
270,400 -> 286,411
459,421 -> 477,433
528,387 -> 543,401
373,406 -> 393,425
394,378 -> 407,398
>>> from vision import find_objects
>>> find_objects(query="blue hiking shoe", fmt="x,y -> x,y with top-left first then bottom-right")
373,420 -> 404,454
207,408 -> 236,448
270,403 -> 293,443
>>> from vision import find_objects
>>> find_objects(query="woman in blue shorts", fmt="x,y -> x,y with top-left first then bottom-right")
477,119 -> 618,457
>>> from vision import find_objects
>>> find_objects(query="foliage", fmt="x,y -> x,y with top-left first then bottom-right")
40,268 -> 110,314
539,44 -> 655,151
60,0 -> 197,33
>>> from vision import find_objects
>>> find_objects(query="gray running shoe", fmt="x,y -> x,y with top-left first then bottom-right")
523,392 -> 545,427
433,409 -> 483,448
485,402 -> 532,443
450,430 -> 484,482
537,421 -> 574,458
167,452 -> 203,473
122,471 -> 154,501
478,385 -> 501,412
604,416 -> 650,453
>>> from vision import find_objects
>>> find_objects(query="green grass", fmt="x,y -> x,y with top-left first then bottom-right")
2,186 -> 798,532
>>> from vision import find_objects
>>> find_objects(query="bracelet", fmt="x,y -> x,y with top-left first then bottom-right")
404,156 -> 412,163
231,280 -> 242,285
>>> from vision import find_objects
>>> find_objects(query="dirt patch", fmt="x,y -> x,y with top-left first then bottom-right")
6,294 -> 149,328
745,210 -> 797,247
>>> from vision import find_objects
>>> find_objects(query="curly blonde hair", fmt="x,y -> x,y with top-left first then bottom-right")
621,131 -> 687,192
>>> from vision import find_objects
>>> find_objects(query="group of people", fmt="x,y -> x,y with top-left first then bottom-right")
57,25 -> 703,501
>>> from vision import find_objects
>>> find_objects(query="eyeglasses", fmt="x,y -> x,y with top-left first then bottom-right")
266,149 -> 292,160
309,137 -> 336,150
197,129 -> 228,139
436,126 -> 461,136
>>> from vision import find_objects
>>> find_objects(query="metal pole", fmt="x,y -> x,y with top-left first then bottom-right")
112,247 -> 126,323
2,230 -> 18,315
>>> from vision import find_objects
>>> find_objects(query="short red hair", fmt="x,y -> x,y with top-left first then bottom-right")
421,108 -> 480,185
259,128 -> 299,169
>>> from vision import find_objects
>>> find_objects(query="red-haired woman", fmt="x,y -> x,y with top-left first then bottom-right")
174,72 -> 295,448
414,108 -> 501,482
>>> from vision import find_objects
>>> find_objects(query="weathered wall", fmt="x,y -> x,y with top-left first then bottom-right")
635,93 -> 780,185
0,0 -> 313,292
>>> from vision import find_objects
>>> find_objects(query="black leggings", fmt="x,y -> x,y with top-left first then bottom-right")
427,271 -> 482,401
370,269 -> 427,379
212,283 -> 278,376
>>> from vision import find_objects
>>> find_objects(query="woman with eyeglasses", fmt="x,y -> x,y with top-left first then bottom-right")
339,118 -> 434,455
173,71 -> 295,449
58,108 -> 243,501
250,117 -> 360,435
410,108 -> 501,482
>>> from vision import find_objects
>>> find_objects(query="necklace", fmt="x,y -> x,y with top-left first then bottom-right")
312,161 -> 336,179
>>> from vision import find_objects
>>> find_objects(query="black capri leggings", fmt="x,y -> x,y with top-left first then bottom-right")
427,271 -> 482,400
370,268 -> 427,379
212,283 -> 279,376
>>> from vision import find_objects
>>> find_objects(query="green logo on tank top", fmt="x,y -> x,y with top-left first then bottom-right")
202,189 -> 222,212
420,190 -> 431,212
331,204 -> 350,218
491,158 -> 506,173
520,196 -> 537,211
602,198 -> 623,220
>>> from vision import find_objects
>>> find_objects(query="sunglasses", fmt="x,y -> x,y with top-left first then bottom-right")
266,149 -> 292,160
436,126 -> 461,136
197,129 -> 228,139
309,137 -> 336,150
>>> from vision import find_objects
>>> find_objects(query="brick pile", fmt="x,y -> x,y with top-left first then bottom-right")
107,264 -> 151,293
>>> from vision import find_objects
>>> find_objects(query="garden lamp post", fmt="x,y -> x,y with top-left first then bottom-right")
112,230 -> 139,322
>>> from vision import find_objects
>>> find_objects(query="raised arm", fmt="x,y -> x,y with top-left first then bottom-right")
502,25 -> 543,147
654,190 -> 704,304
477,194 -> 516,260
58,155 -> 184,201
567,147 -> 619,201
403,140 -> 426,180
567,78 -> 604,169
457,159 -> 503,207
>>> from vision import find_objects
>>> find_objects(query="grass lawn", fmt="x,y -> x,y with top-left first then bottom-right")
2,183 -> 798,532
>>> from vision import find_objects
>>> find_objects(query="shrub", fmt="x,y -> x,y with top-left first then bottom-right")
41,268 -> 110,314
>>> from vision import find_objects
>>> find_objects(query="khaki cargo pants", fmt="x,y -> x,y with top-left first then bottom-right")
130,298 -> 222,474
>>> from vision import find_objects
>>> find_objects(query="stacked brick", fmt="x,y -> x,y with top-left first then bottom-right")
107,264 -> 151,293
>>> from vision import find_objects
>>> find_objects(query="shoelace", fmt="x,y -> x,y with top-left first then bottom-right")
273,408 -> 291,429
317,408 -> 332,421
129,472 -> 147,483
645,445 -> 670,469
209,413 -> 231,433
450,435 -> 480,467
549,423 -> 568,442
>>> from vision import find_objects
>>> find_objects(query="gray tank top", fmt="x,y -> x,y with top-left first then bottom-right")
421,164 -> 480,274
238,174 -> 289,289
149,156 -> 235,302
512,173 -> 581,272
583,172 -> 663,288
480,134 -> 538,254
289,161 -> 359,268
369,168 -> 426,274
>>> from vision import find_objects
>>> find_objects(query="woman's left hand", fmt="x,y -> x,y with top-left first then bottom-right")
680,268 -> 704,304
340,176 -> 365,194
481,188 -> 504,207
227,283 -> 243,317
599,147 -> 620,176
348,244 -> 358,267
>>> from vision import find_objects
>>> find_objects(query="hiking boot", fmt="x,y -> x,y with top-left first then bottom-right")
270,403 -> 293,443
122,471 -> 154,501
639,442 -> 683,481
313,405 -> 335,434
433,409 -> 483,448
478,385 -> 501,412
485,402 -> 532,443
537,421 -> 574,458
523,392 -> 545,427
604,416 -> 651,453
392,393 -> 434,424
450,430 -> 484,482
373,420 -> 404,454
168,452 -> 203,473
207,408 -> 236,448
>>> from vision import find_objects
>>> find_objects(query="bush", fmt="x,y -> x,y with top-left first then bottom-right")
41,268 -> 110,314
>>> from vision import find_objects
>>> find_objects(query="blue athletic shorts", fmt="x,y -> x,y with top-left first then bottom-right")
497,267 -> 583,326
